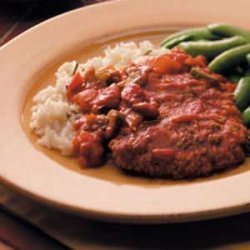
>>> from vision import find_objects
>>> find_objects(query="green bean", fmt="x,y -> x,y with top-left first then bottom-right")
191,67 -> 218,82
234,66 -> 245,75
234,77 -> 250,110
245,54 -> 250,77
208,23 -> 250,42
245,69 -> 250,77
162,34 -> 191,49
242,107 -> 250,127
161,27 -> 219,46
178,36 -> 246,59
208,44 -> 250,73
246,53 -> 250,65
227,66 -> 245,83
228,73 -> 242,83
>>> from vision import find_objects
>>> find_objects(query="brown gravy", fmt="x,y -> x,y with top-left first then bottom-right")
22,30 -> 250,187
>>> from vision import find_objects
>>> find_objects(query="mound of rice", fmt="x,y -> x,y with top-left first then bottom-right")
30,41 -> 166,155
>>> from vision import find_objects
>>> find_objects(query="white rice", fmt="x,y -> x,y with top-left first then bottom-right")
30,41 -> 166,155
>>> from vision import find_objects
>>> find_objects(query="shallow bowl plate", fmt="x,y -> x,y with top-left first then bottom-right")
0,0 -> 250,223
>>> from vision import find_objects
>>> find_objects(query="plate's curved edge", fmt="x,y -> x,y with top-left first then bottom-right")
1,175 -> 249,224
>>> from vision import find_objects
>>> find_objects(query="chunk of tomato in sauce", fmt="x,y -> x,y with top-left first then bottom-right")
67,72 -> 83,101
73,89 -> 98,112
73,131 -> 105,167
151,54 -> 182,74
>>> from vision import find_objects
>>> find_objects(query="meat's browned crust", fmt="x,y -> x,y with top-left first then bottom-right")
110,105 -> 246,179
109,54 -> 247,179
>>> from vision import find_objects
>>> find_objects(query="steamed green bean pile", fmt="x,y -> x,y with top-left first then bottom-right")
161,23 -> 250,127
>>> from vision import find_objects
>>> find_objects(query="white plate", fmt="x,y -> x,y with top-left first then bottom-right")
0,0 -> 250,223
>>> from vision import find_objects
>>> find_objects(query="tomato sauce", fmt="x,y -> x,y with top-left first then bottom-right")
67,49 -> 247,179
